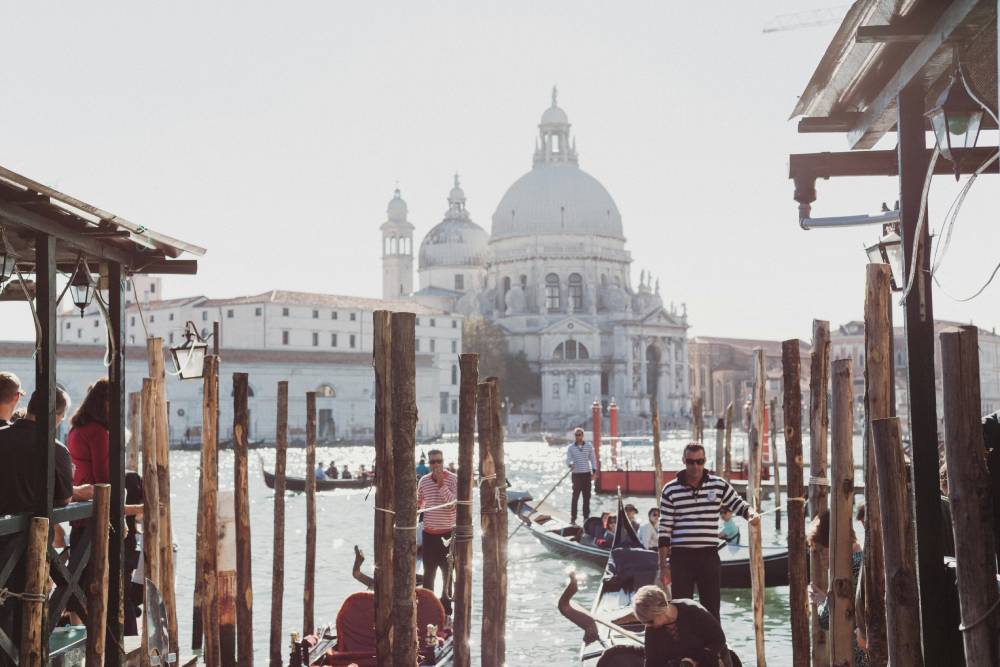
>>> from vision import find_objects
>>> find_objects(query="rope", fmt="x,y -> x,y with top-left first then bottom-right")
755,497 -> 806,517
899,146 -> 939,304
0,587 -> 47,606
959,595 -> 1000,632
808,476 -> 830,487
13,266 -> 42,359
130,278 -> 150,340
453,524 -> 474,543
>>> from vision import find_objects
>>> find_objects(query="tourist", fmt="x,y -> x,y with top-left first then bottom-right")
0,371 -> 25,427
807,508 -> 869,666
417,448 -> 457,615
447,461 -> 457,474
624,503 -> 640,531
326,461 -> 339,479
638,507 -> 660,549
315,461 -> 328,481
341,464 -> 352,480
565,427 -> 597,525
632,585 -> 734,667
657,442 -> 759,621
415,455 -> 430,478
601,515 -> 617,546
719,508 -> 739,544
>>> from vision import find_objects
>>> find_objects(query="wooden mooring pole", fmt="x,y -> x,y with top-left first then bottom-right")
218,489 -> 237,667
373,311 -> 394,665
863,264 -> 892,665
199,355 -> 221,667
809,319 -> 830,661
769,397 -> 781,532
85,484 -> 111,667
714,418 -> 724,478
487,377 -> 508,664
141,377 -> 161,667
723,401 -> 734,482
19,516 -> 49,667
233,373 -> 254,666
478,379 -> 501,667
871,417 -> 923,667
390,313 -> 417,667
147,337 -> 178,657
941,326 -> 999,666
829,358 -> 854,667
781,340 -> 808,667
452,353 -> 478,667
691,395 -> 703,442
127,391 -> 141,471
303,391 -> 317,637
652,399 -> 663,496
748,349 -> 767,667
269,381 -> 289,667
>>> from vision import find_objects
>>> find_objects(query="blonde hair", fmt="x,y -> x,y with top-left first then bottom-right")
632,585 -> 670,624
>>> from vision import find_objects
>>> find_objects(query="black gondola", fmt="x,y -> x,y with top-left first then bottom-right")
262,467 -> 373,492
507,490 -> 789,588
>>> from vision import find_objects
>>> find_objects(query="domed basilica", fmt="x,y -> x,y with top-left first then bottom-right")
380,89 -> 690,430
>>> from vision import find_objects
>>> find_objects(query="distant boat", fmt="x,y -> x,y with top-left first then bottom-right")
261,467 -> 373,492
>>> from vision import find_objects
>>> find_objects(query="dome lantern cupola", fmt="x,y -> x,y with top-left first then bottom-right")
534,85 -> 578,167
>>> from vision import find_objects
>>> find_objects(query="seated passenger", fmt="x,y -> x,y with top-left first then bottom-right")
624,503 -> 640,531
315,462 -> 328,481
0,371 -> 25,427
341,465 -> 353,480
599,515 -> 617,547
638,507 -> 660,549
326,461 -> 339,479
719,508 -> 740,544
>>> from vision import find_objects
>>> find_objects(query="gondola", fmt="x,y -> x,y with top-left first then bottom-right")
559,498 -> 745,665
507,490 -> 789,588
262,467 -> 373,492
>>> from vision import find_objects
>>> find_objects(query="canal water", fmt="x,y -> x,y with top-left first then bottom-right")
167,431 -> 864,665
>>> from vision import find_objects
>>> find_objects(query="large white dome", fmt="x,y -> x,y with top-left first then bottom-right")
491,163 -> 623,240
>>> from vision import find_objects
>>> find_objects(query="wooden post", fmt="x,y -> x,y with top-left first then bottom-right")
748,349 -> 767,667
107,260 -> 127,667
233,373 -> 254,667
652,402 -> 663,496
863,264 -> 892,665
723,401 -> 734,482
478,379 -> 500,667
147,338 -> 179,658
127,391 -> 141,471
269,381 -> 289,667
692,395 -> 703,442
486,378 -> 508,664
303,391 -> 317,637
781,340 -> 809,667
769,398 -> 782,531
199,355 -> 221,667
218,489 -> 237,667
609,399 -> 619,469
591,401 -> 602,472
809,319 -> 831,661
940,326 -> 999,665
373,311 -> 395,665
141,377 -> 160,667
453,353 -> 478,667
829,358 -> 854,667
86,484 -> 111,667
390,313 -> 417,667
19,516 -> 49,667
714,418 -> 724,476
872,418 -> 923,667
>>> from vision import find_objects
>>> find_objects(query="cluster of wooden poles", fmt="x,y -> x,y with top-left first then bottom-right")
737,264 -> 999,667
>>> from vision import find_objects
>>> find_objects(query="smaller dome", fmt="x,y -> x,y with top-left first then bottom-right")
387,188 -> 408,222
419,175 -> 488,270
541,105 -> 569,127
448,174 -> 466,205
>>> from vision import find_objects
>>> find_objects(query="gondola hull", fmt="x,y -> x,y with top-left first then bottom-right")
263,468 -> 372,492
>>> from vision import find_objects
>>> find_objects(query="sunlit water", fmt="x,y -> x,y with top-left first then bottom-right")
167,431 -> 865,665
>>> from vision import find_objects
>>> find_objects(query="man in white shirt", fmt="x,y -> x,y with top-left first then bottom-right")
565,427 -> 597,524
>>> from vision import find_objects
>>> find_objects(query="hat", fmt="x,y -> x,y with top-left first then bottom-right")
0,372 -> 25,402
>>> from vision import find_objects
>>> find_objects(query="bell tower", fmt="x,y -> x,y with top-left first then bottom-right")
380,187 -> 414,299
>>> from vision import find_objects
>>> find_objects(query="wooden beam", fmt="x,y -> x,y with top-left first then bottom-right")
856,25 -> 928,43
847,0 -> 983,149
35,233 -> 56,521
131,259 -> 199,275
797,112 -> 862,133
0,202 -> 135,265
789,146 -> 998,180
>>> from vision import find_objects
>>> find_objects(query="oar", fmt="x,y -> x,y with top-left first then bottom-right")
507,467 -> 573,541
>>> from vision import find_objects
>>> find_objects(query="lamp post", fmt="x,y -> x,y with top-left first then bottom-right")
169,321 -> 209,380
925,65 -> 988,180
865,222 -> 904,291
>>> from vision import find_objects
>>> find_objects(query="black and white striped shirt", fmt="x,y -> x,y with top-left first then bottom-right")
565,441 -> 597,474
657,472 -> 750,549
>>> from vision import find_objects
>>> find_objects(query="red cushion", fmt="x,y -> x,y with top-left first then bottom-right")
335,592 -> 377,654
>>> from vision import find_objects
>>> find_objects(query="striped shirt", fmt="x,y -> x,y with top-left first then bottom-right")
417,469 -> 458,535
658,472 -> 750,549
565,441 -> 597,474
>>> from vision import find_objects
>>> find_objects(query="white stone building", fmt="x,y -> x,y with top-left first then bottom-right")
383,89 -> 690,431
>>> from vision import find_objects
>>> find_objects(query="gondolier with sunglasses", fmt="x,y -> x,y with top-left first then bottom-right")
657,442 -> 759,620
565,427 -> 597,525
417,448 -> 457,615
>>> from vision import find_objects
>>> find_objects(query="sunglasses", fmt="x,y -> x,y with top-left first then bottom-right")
684,458 -> 706,466
429,459 -> 444,464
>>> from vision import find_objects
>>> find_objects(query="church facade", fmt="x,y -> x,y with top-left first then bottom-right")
383,89 -> 690,431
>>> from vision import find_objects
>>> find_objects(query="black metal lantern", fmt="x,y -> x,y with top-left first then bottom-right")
926,66 -> 986,180
69,263 -> 96,316
169,320 -> 208,380
865,222 -> 904,291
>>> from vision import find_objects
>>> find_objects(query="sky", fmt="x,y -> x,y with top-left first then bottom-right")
0,2 -> 997,342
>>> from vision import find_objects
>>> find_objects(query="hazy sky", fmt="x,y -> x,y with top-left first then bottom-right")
1,2 -> 997,342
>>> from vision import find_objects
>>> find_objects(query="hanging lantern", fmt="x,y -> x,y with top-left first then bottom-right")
0,250 -> 14,285
925,66 -> 986,180
865,222 -> 904,291
169,321 -> 208,380
69,263 -> 96,316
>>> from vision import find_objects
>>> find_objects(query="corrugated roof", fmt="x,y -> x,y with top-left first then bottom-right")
201,289 -> 449,315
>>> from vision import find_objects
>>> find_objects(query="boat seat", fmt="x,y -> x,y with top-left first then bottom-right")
533,513 -> 552,524
582,516 -> 605,539
331,589 -> 447,664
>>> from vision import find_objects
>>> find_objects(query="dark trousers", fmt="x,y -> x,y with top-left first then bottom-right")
570,473 -> 592,522
422,529 -> 453,615
670,546 -> 722,620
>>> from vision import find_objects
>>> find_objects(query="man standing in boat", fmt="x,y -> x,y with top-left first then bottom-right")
565,427 -> 597,525
657,442 -> 759,620
417,448 -> 457,615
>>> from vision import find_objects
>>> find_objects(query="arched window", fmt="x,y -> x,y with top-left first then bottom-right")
317,384 -> 336,398
519,274 -> 527,289
545,273 -> 561,312
390,237 -> 398,254
553,340 -> 590,360
384,237 -> 391,255
568,273 -> 583,311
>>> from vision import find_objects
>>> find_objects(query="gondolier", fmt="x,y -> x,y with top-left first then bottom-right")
417,448 -> 457,615
565,427 -> 597,525
658,442 -> 759,620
